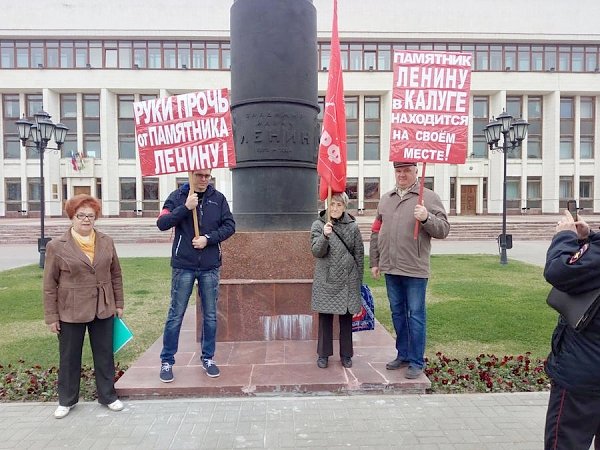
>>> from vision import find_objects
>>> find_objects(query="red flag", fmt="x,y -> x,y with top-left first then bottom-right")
317,0 -> 346,201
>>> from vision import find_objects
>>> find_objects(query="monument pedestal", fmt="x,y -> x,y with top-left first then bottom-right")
196,231 -> 317,342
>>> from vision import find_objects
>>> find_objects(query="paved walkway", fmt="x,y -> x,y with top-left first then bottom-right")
0,233 -> 555,449
0,393 -> 549,449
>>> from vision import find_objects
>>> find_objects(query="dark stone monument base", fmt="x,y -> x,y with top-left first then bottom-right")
196,231 -> 317,342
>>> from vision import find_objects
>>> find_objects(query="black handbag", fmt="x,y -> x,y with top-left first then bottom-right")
546,286 -> 600,332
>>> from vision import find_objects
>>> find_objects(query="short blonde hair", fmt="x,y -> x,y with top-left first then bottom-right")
329,192 -> 349,208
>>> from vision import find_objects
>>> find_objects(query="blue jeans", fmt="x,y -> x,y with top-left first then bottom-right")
160,267 -> 220,365
384,274 -> 428,369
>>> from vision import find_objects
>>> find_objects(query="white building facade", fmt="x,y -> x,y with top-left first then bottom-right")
1,0 -> 599,217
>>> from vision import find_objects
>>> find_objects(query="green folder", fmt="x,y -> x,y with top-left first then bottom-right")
113,317 -> 133,353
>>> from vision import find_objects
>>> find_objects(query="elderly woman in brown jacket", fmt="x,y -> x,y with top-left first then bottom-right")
43,194 -> 125,419
310,192 -> 364,369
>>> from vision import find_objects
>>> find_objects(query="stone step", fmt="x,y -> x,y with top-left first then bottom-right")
1,218 -> 597,244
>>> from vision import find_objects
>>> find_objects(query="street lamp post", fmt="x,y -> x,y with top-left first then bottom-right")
16,111 -> 68,268
484,111 -> 529,265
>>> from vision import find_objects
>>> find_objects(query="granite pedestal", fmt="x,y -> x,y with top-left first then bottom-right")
197,231 -> 317,342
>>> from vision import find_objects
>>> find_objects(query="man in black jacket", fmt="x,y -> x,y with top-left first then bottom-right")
544,210 -> 600,449
157,169 -> 235,381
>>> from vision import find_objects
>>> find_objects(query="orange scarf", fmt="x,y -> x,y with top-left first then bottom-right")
71,228 -> 96,263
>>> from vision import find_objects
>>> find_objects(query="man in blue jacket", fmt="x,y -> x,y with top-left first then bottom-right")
157,169 -> 235,381
544,210 -> 600,449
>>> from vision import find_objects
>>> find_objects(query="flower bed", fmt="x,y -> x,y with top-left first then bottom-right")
426,352 -> 549,393
0,360 -> 126,402
1,354 -> 550,401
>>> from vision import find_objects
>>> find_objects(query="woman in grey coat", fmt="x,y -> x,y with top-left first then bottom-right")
310,192 -> 364,368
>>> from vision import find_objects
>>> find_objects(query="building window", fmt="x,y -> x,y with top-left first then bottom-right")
544,46 -> 557,71
83,94 -> 100,158
580,176 -> 594,209
506,96 -> 522,159
5,178 -> 22,212
560,98 -> 574,159
424,177 -> 434,191
580,97 -> 594,159
377,44 -> 391,70
60,94 -> 78,158
118,95 -> 135,159
1,41 -> 15,68
346,96 -> 359,160
75,41 -> 89,68
60,41 -> 74,68
506,177 -> 521,209
118,41 -> 132,68
133,41 -> 147,68
119,177 -> 136,211
475,44 -> 489,70
527,97 -> 543,159
2,94 -> 21,159
148,41 -> 161,68
89,41 -> 102,67
559,176 -> 574,208
96,178 -> 102,200
449,177 -> 456,211
363,177 -> 380,210
531,46 -> 544,71
364,96 -> 380,160
483,177 -> 488,212
471,96 -> 489,158
142,178 -> 159,211
207,43 -> 220,69
27,177 -> 41,212
4,39 -> 600,73
526,177 -> 542,208
517,45 -> 530,71
364,44 -> 376,70
349,44 -> 362,70
559,46 -> 571,71
585,46 -> 598,72
572,46 -> 584,72
345,177 -> 358,210
25,94 -> 43,159
163,42 -> 176,69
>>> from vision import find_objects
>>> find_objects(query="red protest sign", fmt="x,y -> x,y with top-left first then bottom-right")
134,89 -> 236,176
390,51 -> 472,165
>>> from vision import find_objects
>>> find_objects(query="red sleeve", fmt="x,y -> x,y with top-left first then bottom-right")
371,215 -> 382,233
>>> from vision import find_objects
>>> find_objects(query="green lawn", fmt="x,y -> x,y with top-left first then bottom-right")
0,255 -> 557,368
0,258 -> 173,367
369,255 -> 556,359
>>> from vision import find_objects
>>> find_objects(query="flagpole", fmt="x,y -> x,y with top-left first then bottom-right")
327,185 -> 332,223
188,171 -> 200,237
413,163 -> 427,240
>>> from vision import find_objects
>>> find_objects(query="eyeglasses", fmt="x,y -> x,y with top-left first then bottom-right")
194,174 -> 212,180
75,213 -> 96,220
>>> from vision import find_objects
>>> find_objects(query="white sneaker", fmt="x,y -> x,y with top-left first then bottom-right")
54,405 -> 71,419
107,399 -> 124,411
